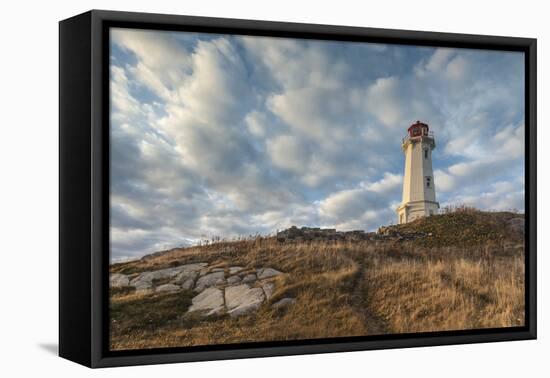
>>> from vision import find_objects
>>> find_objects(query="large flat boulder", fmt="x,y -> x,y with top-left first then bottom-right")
225,284 -> 265,317
130,263 -> 207,288
188,287 -> 225,316
110,273 -> 129,288
134,281 -> 153,295
174,270 -> 198,286
195,271 -> 225,292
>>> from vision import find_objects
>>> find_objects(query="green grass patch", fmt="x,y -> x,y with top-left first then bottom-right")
110,291 -> 194,333
110,286 -> 136,297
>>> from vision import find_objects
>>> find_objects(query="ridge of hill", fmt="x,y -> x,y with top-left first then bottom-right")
109,209 -> 525,350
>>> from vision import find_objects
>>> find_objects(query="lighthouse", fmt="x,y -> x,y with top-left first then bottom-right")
396,121 -> 439,224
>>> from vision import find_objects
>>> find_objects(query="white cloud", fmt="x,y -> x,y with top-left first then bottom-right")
415,48 -> 470,82
245,110 -> 269,137
111,28 -> 191,99
426,48 -> 455,72
446,179 -> 524,212
445,55 -> 469,81
267,135 -> 310,174
365,76 -> 404,127
434,169 -> 457,192
108,30 -> 526,259
363,172 -> 403,193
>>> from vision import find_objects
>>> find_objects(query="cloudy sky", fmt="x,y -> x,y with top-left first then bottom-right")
109,28 -> 525,261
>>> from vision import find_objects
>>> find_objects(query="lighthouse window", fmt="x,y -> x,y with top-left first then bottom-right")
426,176 -> 431,188
424,149 -> 428,159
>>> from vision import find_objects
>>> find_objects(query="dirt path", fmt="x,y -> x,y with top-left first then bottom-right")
349,258 -> 388,335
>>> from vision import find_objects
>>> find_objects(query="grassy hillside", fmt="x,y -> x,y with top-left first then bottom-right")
109,209 -> 525,350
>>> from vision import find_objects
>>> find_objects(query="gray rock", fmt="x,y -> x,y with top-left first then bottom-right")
129,275 -> 153,289
134,282 -> 153,295
130,266 -> 183,286
142,267 -> 182,280
195,271 -> 226,292
211,268 -> 225,273
227,275 -> 242,285
225,284 -> 265,317
242,273 -> 257,283
176,262 -> 208,271
188,287 -> 225,316
180,277 -> 196,290
273,297 -> 296,308
261,282 -> 275,299
228,266 -> 244,275
110,273 -> 129,288
156,284 -> 180,293
174,270 -> 198,286
257,268 -> 283,280
130,265 -> 199,287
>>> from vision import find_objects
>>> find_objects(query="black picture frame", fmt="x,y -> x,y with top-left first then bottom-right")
59,9 -> 537,368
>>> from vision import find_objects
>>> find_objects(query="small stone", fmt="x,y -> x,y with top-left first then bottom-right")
273,297 -> 296,308
228,266 -> 244,275
261,282 -> 275,299
227,275 -> 242,285
110,273 -> 129,288
257,268 -> 283,280
188,287 -> 225,316
156,284 -> 180,293
242,273 -> 257,283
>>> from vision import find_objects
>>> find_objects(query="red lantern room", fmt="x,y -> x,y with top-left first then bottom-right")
408,120 -> 430,138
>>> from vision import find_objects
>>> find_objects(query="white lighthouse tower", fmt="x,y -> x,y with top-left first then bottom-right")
397,121 -> 439,224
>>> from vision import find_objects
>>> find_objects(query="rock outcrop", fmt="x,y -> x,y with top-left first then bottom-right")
276,225 -> 430,243
111,262 -> 286,317
225,284 -> 265,317
155,283 -> 180,293
110,273 -> 129,288
188,287 -> 225,316
195,271 -> 225,292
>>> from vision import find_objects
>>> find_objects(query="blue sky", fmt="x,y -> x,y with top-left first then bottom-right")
109,28 -> 525,261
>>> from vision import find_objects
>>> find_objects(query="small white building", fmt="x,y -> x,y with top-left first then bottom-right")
396,121 -> 439,224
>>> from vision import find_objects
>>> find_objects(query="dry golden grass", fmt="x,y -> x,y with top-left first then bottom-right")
363,253 -> 524,333
110,210 -> 525,350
